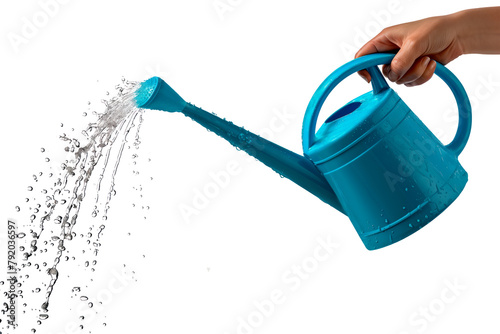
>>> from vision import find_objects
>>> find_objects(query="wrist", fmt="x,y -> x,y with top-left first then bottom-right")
448,10 -> 470,55
450,7 -> 500,55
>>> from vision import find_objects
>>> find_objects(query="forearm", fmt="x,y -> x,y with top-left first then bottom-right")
452,7 -> 500,55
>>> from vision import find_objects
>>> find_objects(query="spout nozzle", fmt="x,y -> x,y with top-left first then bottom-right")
135,76 -> 187,112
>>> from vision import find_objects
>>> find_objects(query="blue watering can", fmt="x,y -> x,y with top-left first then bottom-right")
135,53 -> 472,250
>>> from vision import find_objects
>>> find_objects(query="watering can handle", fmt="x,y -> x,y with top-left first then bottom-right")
302,53 -> 472,157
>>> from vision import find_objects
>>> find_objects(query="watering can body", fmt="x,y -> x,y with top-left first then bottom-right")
302,53 -> 471,250
136,53 -> 472,250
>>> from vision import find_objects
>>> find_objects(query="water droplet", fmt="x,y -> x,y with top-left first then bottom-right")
7,81 -> 146,324
80,296 -> 88,301
48,267 -> 58,278
409,223 -> 413,228
28,186 -> 33,191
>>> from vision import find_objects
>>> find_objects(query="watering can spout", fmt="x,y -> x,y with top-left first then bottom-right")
134,76 -> 346,214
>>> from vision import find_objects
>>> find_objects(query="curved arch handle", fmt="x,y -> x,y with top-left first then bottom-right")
302,53 -> 472,157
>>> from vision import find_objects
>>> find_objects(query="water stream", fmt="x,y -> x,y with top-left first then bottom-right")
1,79 -> 145,333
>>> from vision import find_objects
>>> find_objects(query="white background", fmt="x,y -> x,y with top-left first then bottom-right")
1,0 -> 499,333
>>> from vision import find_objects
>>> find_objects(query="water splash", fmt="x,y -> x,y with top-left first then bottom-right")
0,79 -> 145,332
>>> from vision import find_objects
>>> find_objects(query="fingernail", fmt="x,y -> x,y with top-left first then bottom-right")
422,56 -> 431,67
388,70 -> 397,82
362,75 -> 370,83
385,65 -> 398,81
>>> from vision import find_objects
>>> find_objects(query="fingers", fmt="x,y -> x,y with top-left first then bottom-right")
356,43 -> 377,83
361,56 -> 436,87
354,16 -> 447,87
355,35 -> 399,84
404,59 -> 436,86
383,56 -> 434,86
358,69 -> 371,83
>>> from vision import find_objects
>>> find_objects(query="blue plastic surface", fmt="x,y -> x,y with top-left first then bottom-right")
136,53 -> 472,250
302,53 -> 471,250
134,76 -> 345,214
303,53 -> 472,156
135,76 -> 187,112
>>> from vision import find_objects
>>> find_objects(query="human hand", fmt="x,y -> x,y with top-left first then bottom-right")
355,14 -> 465,86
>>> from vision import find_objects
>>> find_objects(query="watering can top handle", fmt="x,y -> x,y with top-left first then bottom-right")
302,53 -> 472,157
